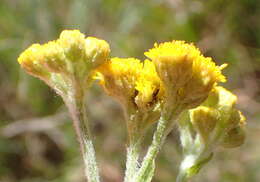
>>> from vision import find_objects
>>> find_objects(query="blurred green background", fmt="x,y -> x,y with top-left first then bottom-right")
0,0 -> 260,182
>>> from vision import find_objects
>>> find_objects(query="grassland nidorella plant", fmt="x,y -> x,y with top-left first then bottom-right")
18,30 -> 246,182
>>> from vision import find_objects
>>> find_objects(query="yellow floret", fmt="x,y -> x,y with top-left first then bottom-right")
96,57 -> 142,107
58,30 -> 86,62
96,58 -> 163,111
145,41 -> 201,63
85,37 -> 110,68
145,41 -> 199,88
18,41 -> 68,75
135,60 -> 163,109
145,40 -> 227,109
18,44 -> 49,78
41,41 -> 67,73
96,58 -> 163,133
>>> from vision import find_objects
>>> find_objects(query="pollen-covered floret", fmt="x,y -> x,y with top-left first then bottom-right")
135,60 -> 163,110
96,58 -> 163,111
96,57 -> 142,106
145,40 -> 227,109
96,58 -> 164,137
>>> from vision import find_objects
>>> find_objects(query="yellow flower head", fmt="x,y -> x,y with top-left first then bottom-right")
96,58 -> 163,138
145,41 -> 227,109
190,86 -> 246,147
96,57 -> 142,107
96,58 -> 163,111
18,29 -> 110,96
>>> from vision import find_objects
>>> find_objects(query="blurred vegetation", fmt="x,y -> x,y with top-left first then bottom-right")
0,0 -> 260,182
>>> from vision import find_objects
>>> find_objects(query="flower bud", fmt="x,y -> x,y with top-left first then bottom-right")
41,41 -> 67,74
85,37 -> 110,69
203,86 -> 242,130
220,125 -> 245,148
190,86 -> 246,147
190,106 -> 219,143
220,110 -> 246,148
18,29 -> 110,97
58,30 -> 86,62
18,44 -> 50,79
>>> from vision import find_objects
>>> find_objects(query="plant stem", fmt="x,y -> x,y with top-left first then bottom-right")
176,155 -> 196,182
177,124 -> 212,182
133,114 -> 168,182
66,96 -> 100,182
133,104 -> 183,182
124,111 -> 142,182
176,170 -> 189,182
124,141 -> 141,182
177,124 -> 198,182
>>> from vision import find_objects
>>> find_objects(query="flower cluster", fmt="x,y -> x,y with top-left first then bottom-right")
17,31 -> 246,182
191,86 -> 245,148
18,30 -> 110,99
177,86 -> 245,180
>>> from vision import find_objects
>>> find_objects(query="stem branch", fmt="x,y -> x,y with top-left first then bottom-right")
124,141 -> 141,182
66,96 -> 100,182
133,114 -> 168,182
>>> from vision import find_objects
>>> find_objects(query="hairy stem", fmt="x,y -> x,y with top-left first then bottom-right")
66,95 -> 100,182
177,124 -> 198,182
177,124 -> 212,182
176,171 -> 189,182
133,114 -> 168,182
176,155 -> 196,182
134,104 -> 183,182
124,111 -> 142,182
124,141 -> 141,182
